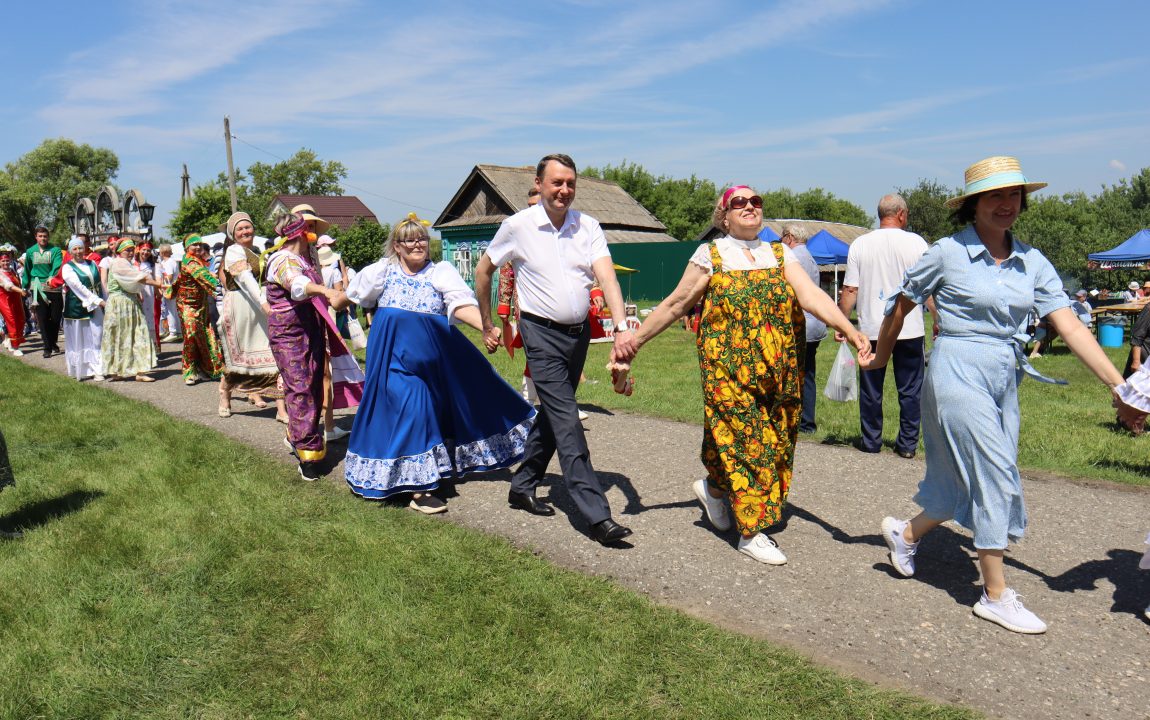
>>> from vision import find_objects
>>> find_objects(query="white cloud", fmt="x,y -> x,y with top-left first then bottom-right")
1110,159 -> 1127,172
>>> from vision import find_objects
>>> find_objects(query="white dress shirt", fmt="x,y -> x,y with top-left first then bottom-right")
484,203 -> 611,324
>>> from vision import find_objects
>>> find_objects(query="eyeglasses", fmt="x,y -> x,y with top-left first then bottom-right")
728,195 -> 763,210
397,237 -> 429,247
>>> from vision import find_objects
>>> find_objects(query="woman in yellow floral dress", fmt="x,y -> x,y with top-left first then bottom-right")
629,186 -> 871,565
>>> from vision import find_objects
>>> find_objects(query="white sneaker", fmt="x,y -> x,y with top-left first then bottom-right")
882,517 -> 918,577
737,533 -> 787,565
11,349 -> 23,357
692,478 -> 731,531
972,588 -> 1047,634
577,410 -> 589,421
325,426 -> 350,442
93,374 -> 105,382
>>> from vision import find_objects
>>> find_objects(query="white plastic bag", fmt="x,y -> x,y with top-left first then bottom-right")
823,342 -> 859,402
347,316 -> 368,350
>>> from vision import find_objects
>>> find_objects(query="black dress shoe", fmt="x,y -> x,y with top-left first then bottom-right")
589,518 -> 632,545
508,491 -> 555,516
895,448 -> 916,459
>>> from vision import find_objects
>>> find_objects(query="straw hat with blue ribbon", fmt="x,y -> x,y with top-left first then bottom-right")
944,156 -> 1047,208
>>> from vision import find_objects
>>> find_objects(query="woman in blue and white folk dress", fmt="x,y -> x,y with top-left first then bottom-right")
343,214 -> 535,514
862,157 -> 1136,634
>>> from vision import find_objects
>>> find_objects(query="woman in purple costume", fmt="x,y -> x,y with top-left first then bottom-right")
264,212 -> 347,481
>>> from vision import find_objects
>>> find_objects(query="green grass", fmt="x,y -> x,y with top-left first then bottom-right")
0,356 -> 976,719
442,306 -> 1149,488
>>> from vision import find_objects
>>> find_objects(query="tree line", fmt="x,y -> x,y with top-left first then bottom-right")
2,138 -> 1147,287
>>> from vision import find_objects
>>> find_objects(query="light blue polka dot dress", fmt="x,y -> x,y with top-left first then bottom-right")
889,225 -> 1069,549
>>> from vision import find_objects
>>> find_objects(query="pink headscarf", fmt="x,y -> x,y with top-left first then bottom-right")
720,185 -> 751,209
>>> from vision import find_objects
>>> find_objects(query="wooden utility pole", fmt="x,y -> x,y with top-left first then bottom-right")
223,116 -> 238,212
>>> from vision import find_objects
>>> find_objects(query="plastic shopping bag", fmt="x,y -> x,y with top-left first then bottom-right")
823,342 -> 858,402
347,316 -> 368,350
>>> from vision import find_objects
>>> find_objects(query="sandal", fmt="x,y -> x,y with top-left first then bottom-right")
408,494 -> 448,514
135,374 -> 155,383
219,388 -> 233,418
248,393 -> 269,408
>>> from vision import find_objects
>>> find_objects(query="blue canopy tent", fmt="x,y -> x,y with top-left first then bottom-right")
806,229 -> 851,265
757,225 -> 780,242
1087,229 -> 1150,267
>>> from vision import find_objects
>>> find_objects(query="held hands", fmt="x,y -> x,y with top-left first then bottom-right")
848,330 -> 876,368
612,328 -> 638,363
1113,389 -> 1147,435
483,325 -> 501,354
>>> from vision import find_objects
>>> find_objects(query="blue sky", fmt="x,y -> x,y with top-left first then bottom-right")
3,0 -> 1148,236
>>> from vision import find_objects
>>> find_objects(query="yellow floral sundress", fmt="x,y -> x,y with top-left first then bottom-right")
697,242 -> 804,535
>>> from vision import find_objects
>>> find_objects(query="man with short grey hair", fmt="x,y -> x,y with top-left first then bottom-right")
838,194 -> 929,458
780,224 -> 826,433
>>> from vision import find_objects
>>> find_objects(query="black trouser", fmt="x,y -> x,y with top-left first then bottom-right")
799,340 -> 820,433
34,291 -> 63,353
858,336 -> 924,453
510,317 -> 611,525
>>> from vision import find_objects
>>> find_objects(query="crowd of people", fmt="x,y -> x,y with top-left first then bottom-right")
2,153 -> 1148,633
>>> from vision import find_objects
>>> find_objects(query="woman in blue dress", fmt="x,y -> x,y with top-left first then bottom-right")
862,157 -> 1136,634
343,213 -> 536,513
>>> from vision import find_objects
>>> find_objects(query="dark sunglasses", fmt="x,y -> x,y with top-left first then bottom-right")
728,195 -> 763,210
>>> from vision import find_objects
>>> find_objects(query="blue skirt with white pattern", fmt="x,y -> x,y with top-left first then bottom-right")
344,307 -> 535,499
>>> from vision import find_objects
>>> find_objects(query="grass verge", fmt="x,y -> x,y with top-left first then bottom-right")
0,356 -> 974,718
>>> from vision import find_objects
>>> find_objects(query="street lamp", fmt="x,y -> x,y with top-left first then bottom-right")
139,201 -> 155,225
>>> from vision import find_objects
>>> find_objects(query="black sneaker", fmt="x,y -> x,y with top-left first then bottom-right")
298,461 -> 323,482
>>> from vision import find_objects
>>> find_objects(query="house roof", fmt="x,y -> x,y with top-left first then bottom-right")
434,165 -> 675,242
268,195 -> 379,230
696,219 -> 873,245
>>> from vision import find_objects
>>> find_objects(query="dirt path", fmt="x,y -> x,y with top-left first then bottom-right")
16,337 -> 1150,720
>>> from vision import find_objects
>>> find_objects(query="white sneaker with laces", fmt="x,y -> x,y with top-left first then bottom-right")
972,588 -> 1047,634
737,533 -> 787,565
692,479 -> 731,531
882,516 -> 918,577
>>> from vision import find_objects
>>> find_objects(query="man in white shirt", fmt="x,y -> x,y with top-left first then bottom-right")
475,154 -> 638,545
838,194 -> 929,459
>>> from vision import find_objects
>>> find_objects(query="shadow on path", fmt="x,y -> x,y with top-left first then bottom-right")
1044,549 -> 1149,619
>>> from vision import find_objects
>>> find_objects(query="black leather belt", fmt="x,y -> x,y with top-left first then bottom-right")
520,312 -> 587,337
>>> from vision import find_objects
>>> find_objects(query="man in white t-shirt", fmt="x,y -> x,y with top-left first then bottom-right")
838,194 -> 929,458
474,153 -> 638,546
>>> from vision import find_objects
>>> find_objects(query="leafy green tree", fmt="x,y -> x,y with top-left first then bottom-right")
0,139 -> 119,248
894,179 -> 963,242
583,162 -> 717,240
327,219 -> 391,271
240,149 -> 347,235
169,148 -> 349,240
167,180 -> 232,241
758,188 -> 873,228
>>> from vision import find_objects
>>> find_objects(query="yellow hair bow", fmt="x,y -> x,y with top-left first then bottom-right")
405,211 -> 431,228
